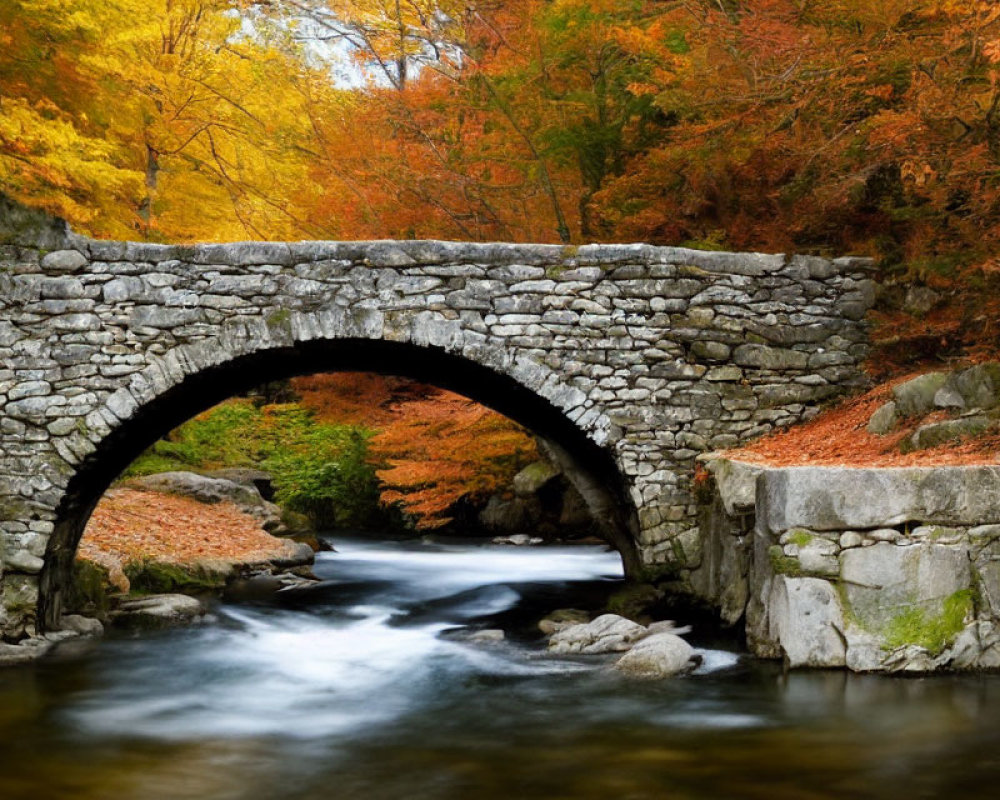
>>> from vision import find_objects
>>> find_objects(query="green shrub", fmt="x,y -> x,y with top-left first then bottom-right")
125,399 -> 384,529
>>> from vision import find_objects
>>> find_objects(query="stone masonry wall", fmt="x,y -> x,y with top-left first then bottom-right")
0,210 -> 872,641
696,459 -> 1000,673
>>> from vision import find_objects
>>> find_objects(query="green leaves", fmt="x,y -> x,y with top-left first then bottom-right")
127,399 -> 382,529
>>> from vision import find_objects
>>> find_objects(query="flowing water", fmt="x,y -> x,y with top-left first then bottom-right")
1,538 -> 1000,799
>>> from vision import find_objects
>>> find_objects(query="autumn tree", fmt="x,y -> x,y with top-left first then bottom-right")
294,373 -> 538,528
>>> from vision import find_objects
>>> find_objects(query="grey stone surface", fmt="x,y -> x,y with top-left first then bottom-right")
114,594 -> 205,626
614,633 -> 696,678
952,363 -> 1000,410
699,457 -> 1000,673
765,576 -> 846,668
867,401 -> 899,435
548,613 -> 648,654
892,372 -> 948,417
839,543 -> 971,633
906,415 -> 993,451
700,457 -> 764,516
758,466 -> 1000,532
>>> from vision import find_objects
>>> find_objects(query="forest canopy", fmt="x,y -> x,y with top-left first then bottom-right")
3,0 -> 999,284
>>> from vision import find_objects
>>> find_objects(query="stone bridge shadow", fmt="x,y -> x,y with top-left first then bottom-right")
39,334 -> 641,631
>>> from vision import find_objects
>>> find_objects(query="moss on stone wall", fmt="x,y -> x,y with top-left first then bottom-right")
883,589 -> 974,654
768,544 -> 806,577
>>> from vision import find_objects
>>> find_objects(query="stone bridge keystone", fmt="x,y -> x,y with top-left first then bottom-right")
0,199 -> 874,641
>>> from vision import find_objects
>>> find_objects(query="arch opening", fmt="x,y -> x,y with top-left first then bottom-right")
40,338 -> 641,631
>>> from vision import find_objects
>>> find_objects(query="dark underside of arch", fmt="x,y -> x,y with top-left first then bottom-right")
39,338 -> 641,629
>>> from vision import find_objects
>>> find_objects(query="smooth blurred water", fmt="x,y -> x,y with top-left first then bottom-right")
1,538 -> 1000,800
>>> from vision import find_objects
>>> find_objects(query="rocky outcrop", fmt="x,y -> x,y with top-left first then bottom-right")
478,457 -> 597,541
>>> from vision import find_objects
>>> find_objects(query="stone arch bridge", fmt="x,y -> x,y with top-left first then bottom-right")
0,200 -> 873,641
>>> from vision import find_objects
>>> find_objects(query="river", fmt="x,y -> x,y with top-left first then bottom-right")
1,538 -> 1000,799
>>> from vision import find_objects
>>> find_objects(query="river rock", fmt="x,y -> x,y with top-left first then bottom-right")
114,593 -> 205,628
0,639 -> 53,665
614,633 -> 696,678
267,540 -> 317,569
643,620 -> 693,637
538,608 -> 590,635
548,613 -> 647,654
491,534 -> 543,546
58,614 -> 104,637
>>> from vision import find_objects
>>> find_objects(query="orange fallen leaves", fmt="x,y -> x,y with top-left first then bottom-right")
728,372 -> 1000,468
79,489 -> 297,592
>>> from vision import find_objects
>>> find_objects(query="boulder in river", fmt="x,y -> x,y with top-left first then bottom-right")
58,614 -> 104,637
548,613 -> 647,654
614,633 -> 698,679
113,593 -> 206,629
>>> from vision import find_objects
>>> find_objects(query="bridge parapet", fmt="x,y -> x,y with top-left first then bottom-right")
0,214 -> 874,641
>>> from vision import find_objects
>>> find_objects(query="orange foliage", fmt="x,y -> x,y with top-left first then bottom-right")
728,372 -> 1000,468
80,488 -> 301,591
293,373 -> 537,528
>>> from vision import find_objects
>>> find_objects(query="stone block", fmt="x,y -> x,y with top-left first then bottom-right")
766,576 -> 846,668
840,542 -> 971,640
758,466 -> 1000,531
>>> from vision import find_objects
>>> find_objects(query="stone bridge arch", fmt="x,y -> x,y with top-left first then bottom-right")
0,200 -> 874,641
39,325 -> 641,630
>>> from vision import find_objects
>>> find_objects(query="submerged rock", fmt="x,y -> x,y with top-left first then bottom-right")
548,613 -> 647,654
491,534 -> 543,546
614,633 -> 697,679
468,629 -> 505,644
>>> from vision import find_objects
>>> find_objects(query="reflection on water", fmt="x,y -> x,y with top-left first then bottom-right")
1,539 -> 1000,799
